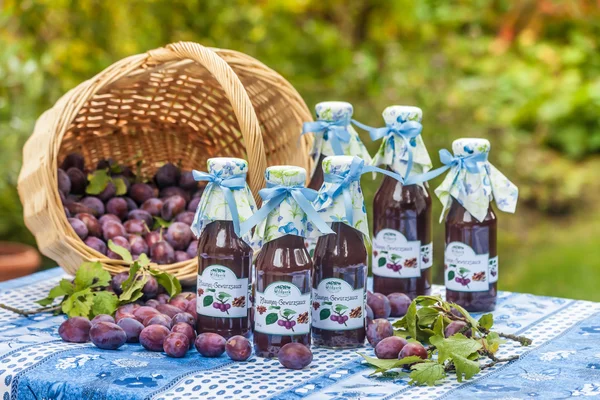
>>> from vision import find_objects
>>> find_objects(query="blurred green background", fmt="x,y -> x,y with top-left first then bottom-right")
1,0 -> 599,300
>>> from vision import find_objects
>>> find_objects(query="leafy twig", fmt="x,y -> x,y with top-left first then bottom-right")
0,303 -> 62,317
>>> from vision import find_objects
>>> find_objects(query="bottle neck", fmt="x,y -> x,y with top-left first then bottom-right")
263,234 -> 306,251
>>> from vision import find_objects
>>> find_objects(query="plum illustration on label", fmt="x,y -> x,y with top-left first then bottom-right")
254,281 -> 310,335
311,278 -> 364,331
372,229 -> 421,278
197,265 -> 249,319
421,242 -> 433,270
445,242 -> 497,292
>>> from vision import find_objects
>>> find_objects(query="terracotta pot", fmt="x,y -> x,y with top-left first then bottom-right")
0,242 -> 41,281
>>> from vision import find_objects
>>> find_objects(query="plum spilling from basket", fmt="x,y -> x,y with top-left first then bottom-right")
58,153 -> 204,264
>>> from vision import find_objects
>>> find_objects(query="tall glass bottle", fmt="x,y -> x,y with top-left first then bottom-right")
250,166 -> 332,357
370,106 -> 434,298
434,138 -> 518,312
311,156 -> 371,348
303,101 -> 372,256
191,158 -> 256,339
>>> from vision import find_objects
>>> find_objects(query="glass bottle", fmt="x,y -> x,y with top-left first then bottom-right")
191,157 -> 256,339
311,156 -> 369,348
371,106 -> 433,298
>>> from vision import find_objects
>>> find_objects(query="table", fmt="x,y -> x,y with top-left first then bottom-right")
0,268 -> 599,400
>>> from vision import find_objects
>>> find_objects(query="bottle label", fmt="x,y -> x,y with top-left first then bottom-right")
372,229 -> 421,278
254,281 -> 311,335
421,242 -> 433,270
196,265 -> 249,318
311,278 -> 365,331
444,242 -> 497,292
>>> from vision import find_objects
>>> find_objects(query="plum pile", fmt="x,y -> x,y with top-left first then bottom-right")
57,153 -> 203,264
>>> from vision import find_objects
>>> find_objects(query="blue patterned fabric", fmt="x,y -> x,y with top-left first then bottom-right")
0,268 -> 598,400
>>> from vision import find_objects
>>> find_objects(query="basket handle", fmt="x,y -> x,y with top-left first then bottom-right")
147,42 -> 267,197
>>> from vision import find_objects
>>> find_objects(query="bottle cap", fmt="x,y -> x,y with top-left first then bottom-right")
382,105 -> 423,126
315,101 -> 353,121
452,138 -> 491,157
207,157 -> 248,176
322,155 -> 355,174
265,166 -> 306,186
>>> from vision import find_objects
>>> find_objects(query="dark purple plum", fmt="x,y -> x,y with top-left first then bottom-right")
164,332 -> 189,358
91,314 -> 115,325
80,196 -> 105,215
187,197 -> 200,212
123,196 -> 137,211
124,219 -> 147,235
141,198 -> 164,217
161,195 -> 186,221
106,236 -> 130,260
166,222 -> 192,250
97,181 -> 117,202
106,197 -> 129,220
115,303 -> 140,321
157,293 -> 170,305
84,236 -> 107,255
186,240 -> 199,258
169,297 -> 188,311
365,305 -> 374,323
225,335 -> 252,361
111,272 -> 129,295
144,230 -> 162,248
96,158 -> 115,170
58,168 -> 71,196
129,235 -> 149,257
142,275 -> 159,299
67,167 -> 87,194
133,306 -> 161,323
174,211 -> 195,226
174,251 -> 191,262
366,318 -> 393,347
69,217 -> 89,240
102,221 -> 127,241
76,213 -> 102,238
64,201 -> 97,217
117,317 -> 144,343
99,214 -> 121,226
128,209 -> 153,227
398,342 -> 428,366
156,304 -> 183,319
444,321 -> 472,338
145,299 -> 160,308
66,194 -> 82,202
150,241 -> 175,265
179,171 -> 197,191
89,322 -> 127,350
180,292 -> 196,301
58,317 -> 92,343
155,163 -> 181,189
171,312 -> 195,328
64,206 -> 71,218
278,343 -> 312,370
160,186 -> 190,203
139,325 -> 170,351
130,183 -> 155,205
387,293 -> 411,317
195,333 -> 226,357
184,298 -> 197,320
144,314 -> 172,329
115,312 -> 135,323
171,322 -> 196,348
375,336 -> 408,359
367,292 -> 391,319
192,187 -> 205,198
60,153 -> 85,171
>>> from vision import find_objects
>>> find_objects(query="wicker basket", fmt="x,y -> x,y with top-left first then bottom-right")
17,41 -> 313,283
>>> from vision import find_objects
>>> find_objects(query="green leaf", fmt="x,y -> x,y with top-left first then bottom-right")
91,291 -> 119,317
409,361 -> 446,386
458,267 -> 470,275
61,288 -> 94,318
390,253 -> 401,261
107,240 -> 133,264
86,170 -> 110,195
358,353 -> 424,374
203,295 -> 214,307
478,313 -> 493,330
268,305 -> 280,310
377,257 -> 386,267
112,177 -> 128,196
217,292 -> 232,300
153,216 -> 172,229
448,303 -> 479,329
430,333 -> 482,364
265,313 -> 278,325
452,354 -> 481,382
405,300 -> 418,339
36,279 -> 74,306
137,253 -> 151,268
119,271 -> 147,303
447,270 -> 455,281
417,307 -> 439,327
484,332 -> 505,354
319,308 -> 331,320
282,308 -> 296,317
74,261 -> 111,290
323,301 -> 332,306
415,295 -> 444,307
150,269 -> 182,298
334,304 -> 349,313
433,315 -> 445,338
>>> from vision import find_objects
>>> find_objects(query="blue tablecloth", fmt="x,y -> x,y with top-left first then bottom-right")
0,268 -> 599,400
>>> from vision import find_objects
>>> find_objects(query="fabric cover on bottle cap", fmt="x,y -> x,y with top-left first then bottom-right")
304,101 -> 372,174
313,156 -> 370,240
434,138 -> 518,223
190,157 -> 256,243
371,105 -> 432,181
265,165 -> 306,186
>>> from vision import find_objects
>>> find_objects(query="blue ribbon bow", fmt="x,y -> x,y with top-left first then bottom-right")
192,170 -> 248,236
323,157 -> 407,226
240,184 -> 334,237
302,119 -> 352,156
352,119 -> 423,181
411,149 -> 489,183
